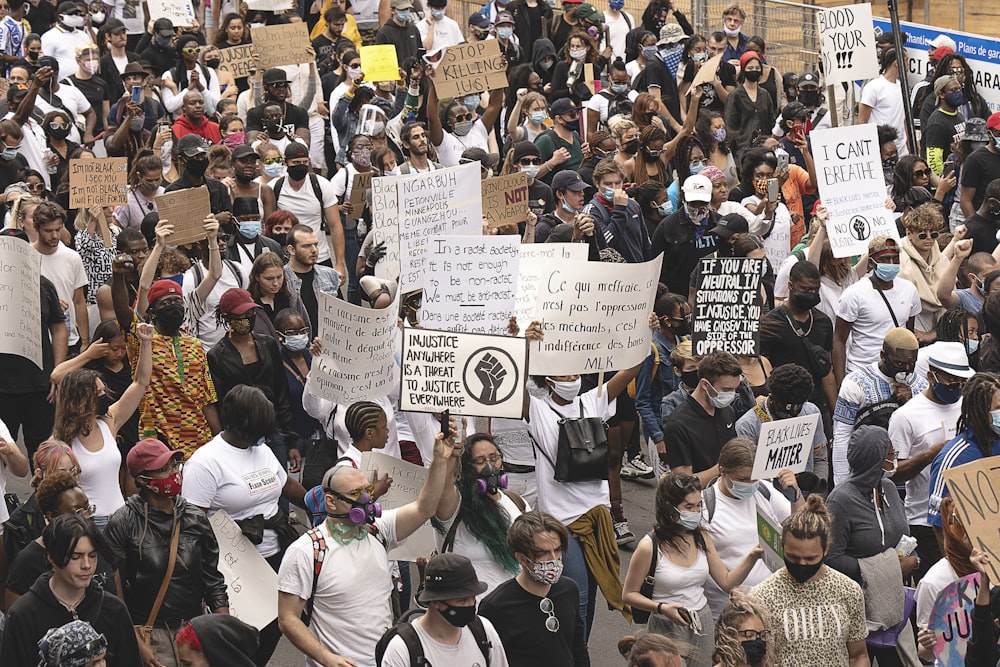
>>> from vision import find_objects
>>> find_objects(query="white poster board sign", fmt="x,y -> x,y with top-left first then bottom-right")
514,243 -> 589,329
420,235 -> 520,335
246,0 -> 292,10
751,413 -> 821,479
811,124 -> 898,258
208,510 -> 279,630
359,451 -> 436,561
0,237 -> 42,368
529,255 -> 662,375
146,0 -> 196,26
396,164 -> 482,291
817,3 -> 879,85
370,176 -> 400,282
400,328 -> 527,418
308,290 -> 398,404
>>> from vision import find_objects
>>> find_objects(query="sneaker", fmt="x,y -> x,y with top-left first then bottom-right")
614,520 -> 636,547
623,454 -> 655,480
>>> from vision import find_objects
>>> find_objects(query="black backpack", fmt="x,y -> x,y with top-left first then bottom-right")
600,89 -> 633,125
375,608 -> 492,666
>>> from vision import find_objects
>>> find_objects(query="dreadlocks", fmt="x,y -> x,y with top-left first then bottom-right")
344,401 -> 385,442
956,372 -> 1000,457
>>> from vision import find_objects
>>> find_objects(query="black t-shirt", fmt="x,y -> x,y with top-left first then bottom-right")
65,75 -> 111,132
246,101 -> 309,137
312,34 -> 352,77
964,211 -> 999,256
25,1 -> 55,35
760,304 -> 834,404
960,146 -> 1000,211
662,392 -> 736,473
923,108 -> 965,155
527,180 -> 555,218
6,539 -> 118,596
164,175 -> 232,215
0,153 -> 29,189
0,275 -> 66,393
634,57 -> 681,121
296,270 -> 318,338
682,60 -> 737,114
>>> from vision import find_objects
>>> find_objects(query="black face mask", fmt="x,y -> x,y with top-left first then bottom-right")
185,157 -> 208,177
271,232 -> 287,247
798,90 -> 819,107
742,638 -> 767,664
790,291 -> 821,310
154,303 -> 186,331
234,171 -> 254,184
784,559 -> 822,583
287,163 -> 310,181
96,394 -> 113,416
440,602 -> 476,628
623,138 -> 639,154
206,57 -> 221,69
743,69 -> 762,82
48,127 -> 71,140
681,369 -> 700,388
263,119 -> 283,136
672,317 -> 690,336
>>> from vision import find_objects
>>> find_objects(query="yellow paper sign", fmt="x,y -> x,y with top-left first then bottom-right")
360,44 -> 399,83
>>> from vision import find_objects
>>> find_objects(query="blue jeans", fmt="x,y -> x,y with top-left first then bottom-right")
562,531 -> 597,641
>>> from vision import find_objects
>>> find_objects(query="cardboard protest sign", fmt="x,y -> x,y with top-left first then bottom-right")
69,158 -> 128,208
359,451 -> 435,561
401,328 -> 527,418
928,573 -> 981,667
370,176 -> 400,282
246,0 -> 292,10
943,458 -> 1000,581
396,163 -> 482,291
690,54 -> 722,89
529,255 -> 662,375
481,171 -> 528,229
217,44 -> 256,80
817,3 -> 879,85
360,44 -> 400,82
430,40 -> 508,99
348,171 -> 372,220
757,510 -> 784,573
0,237 -> 42,368
420,236 -> 520,335
751,413 -> 821,479
811,124 -> 898,258
146,0 -> 195,26
251,23 -> 311,68
155,186 -> 212,246
209,510 -> 278,630
309,290 -> 398,404
692,257 -> 763,357
515,243 -> 588,329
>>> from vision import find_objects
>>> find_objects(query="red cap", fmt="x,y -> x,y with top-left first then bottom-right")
988,112 -> 1000,132
218,288 -> 257,316
739,51 -> 762,71
147,279 -> 182,306
126,438 -> 182,477
930,46 -> 954,61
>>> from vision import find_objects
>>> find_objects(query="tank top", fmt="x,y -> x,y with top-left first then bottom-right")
71,419 -> 126,518
651,542 -> 709,610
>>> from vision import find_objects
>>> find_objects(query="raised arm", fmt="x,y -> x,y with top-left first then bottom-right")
108,322 -> 153,434
393,430 -> 461,540
936,238 -> 973,309
479,88 -> 505,137
194,216 -> 223,305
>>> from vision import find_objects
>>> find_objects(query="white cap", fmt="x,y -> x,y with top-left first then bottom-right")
682,174 -> 713,203
929,34 -> 957,52
927,341 -> 975,379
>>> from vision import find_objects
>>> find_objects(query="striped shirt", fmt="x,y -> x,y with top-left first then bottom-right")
926,431 -> 1000,527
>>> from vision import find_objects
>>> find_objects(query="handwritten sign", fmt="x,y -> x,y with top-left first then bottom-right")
401,328 -> 527,418
217,44 -> 256,80
481,171 -> 528,229
146,0 -> 195,26
515,244 -> 589,329
0,237 -> 42,368
246,0 -> 292,10
529,255 -> 662,375
943,458 -> 1000,581
370,176 -> 400,282
751,413 -> 821,479
928,573 -> 980,667
690,54 -> 723,89
360,44 -> 400,83
757,510 -> 785,573
309,290 -> 398,404
691,257 -> 763,356
811,124 -> 898,258
155,186 -> 212,246
359,451 -> 435,561
396,163 -> 482,291
208,510 -> 278,630
348,171 -> 372,220
421,235 -> 520,335
817,3 -> 879,86
430,39 -> 508,99
251,23 -> 311,69
69,158 -> 128,208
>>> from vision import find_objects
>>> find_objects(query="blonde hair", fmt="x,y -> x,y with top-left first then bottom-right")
713,598 -> 776,667
10,194 -> 43,229
902,201 -> 945,232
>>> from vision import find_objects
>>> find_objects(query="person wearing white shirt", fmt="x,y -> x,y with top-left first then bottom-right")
33,203 -> 89,349
161,34 -> 222,116
427,83 -> 504,168
603,1 -> 634,61
0,418 -> 30,528
858,47 -> 910,157
417,0 -> 464,51
40,3 -> 93,79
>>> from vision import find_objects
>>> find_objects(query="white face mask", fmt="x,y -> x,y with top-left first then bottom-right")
62,13 -> 85,28
548,377 -> 581,401
883,457 -> 897,479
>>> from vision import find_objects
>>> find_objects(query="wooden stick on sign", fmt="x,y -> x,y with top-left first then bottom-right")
597,370 -> 604,398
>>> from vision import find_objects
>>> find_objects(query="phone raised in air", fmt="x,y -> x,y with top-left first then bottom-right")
942,160 -> 955,179
131,85 -> 141,105
767,177 -> 780,202
440,409 -> 450,439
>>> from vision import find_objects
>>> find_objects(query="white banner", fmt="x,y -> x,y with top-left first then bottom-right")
208,510 -> 278,630
811,124 -> 898,258
370,176 -> 400,282
359,451 -> 436,561
0,237 -> 42,368
817,3 -> 880,86
751,413 -> 821,479
514,243 -> 589,330
146,0 -> 196,27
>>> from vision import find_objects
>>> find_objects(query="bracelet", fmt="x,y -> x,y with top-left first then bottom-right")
656,602 -> 663,616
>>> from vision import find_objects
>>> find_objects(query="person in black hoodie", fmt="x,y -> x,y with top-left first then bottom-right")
375,0 -> 422,65
175,614 -> 259,666
532,38 -> 558,93
0,514 -> 141,667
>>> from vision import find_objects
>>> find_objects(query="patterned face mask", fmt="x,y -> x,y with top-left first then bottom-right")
227,314 -> 255,335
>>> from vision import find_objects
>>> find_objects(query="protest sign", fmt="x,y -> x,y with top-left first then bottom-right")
69,158 -> 128,208
401,328 -> 527,418
0,237 -> 42,368
348,171 -> 372,220
481,171 -> 529,229
309,290 -> 398,405
146,0 -> 195,26
690,54 -> 722,89
209,510 -> 278,630
529,255 -> 662,375
757,510 -> 784,573
692,257 -> 763,357
817,3 -> 879,85
515,243 -> 589,328
421,236 -> 520,335
359,451 -> 435,561
360,44 -> 400,82
246,0 -> 292,10
217,44 -> 256,80
156,187 -> 212,246
396,163 -> 482,291
810,124 -> 897,258
370,176 -> 400,282
430,40 -> 508,99
751,413 -> 821,479
928,573 -> 981,667
251,23 -> 311,68
944,458 -> 1000,580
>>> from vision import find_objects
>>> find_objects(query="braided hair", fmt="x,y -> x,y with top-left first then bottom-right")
344,401 -> 385,442
956,372 -> 1000,457
935,307 -> 974,343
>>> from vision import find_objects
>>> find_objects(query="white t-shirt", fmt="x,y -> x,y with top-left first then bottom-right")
38,242 -> 88,347
4,115 -> 49,188
35,84 -> 91,145
0,418 -> 13,525
836,276 -> 921,373
381,615 -> 509,667
817,272 -> 860,323
603,10 -> 634,60
71,419 -> 125,518
526,388 -> 615,524
741,195 -> 793,272
433,492 -> 526,601
773,252 -> 798,299
182,433 -> 289,557
40,26 -> 91,80
915,557 -> 957,627
888,392 -> 961,526
860,75 -> 909,156
701,480 -> 792,617
416,16 -> 464,50
434,120 -> 491,168
111,0 -> 146,34
303,380 -> 403,461
625,59 -> 642,83
585,89 -> 639,126
182,260 -> 247,351
277,511 -> 401,667
273,173 -> 338,263
490,417 -> 534,466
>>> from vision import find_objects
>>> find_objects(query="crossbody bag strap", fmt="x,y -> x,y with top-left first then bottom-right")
441,508 -> 463,553
141,514 -> 182,635
873,283 -> 900,328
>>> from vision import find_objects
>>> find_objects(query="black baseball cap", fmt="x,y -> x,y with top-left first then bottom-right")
710,213 -> 750,238
177,134 -> 209,158
551,170 -> 587,191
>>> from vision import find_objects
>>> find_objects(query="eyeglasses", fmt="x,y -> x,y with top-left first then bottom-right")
519,158 -> 543,166
74,504 -> 97,518
471,453 -> 502,466
689,158 -> 709,168
451,113 -> 474,123
49,122 -> 71,131
539,597 -> 560,632
262,156 -> 283,165
737,629 -> 771,641
280,327 -> 310,337
948,68 -> 966,78
646,148 -> 663,157
181,46 -> 202,55
915,230 -> 940,240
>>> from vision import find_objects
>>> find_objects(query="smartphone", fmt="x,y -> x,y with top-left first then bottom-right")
677,608 -> 692,624
774,147 -> 789,172
4,492 -> 20,514
440,409 -> 450,439
942,160 -> 955,179
131,85 -> 141,105
157,121 -> 171,135
767,177 -> 780,202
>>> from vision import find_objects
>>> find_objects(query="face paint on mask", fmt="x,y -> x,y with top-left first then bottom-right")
227,314 -> 256,335
142,471 -> 183,498
711,127 -> 727,142
526,558 -> 563,585
684,202 -> 709,224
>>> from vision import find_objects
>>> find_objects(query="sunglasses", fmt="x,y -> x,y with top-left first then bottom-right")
451,113 -> 474,123
333,483 -> 375,500
912,168 -> 931,178
27,182 -> 44,192
49,122 -> 71,130
915,230 -> 940,240
539,597 -> 560,632
263,156 -> 283,165
519,158 -> 543,166
268,81 -> 291,88
181,46 -> 202,55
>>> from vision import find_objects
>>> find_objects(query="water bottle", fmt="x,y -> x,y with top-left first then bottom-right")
43,148 -> 58,175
